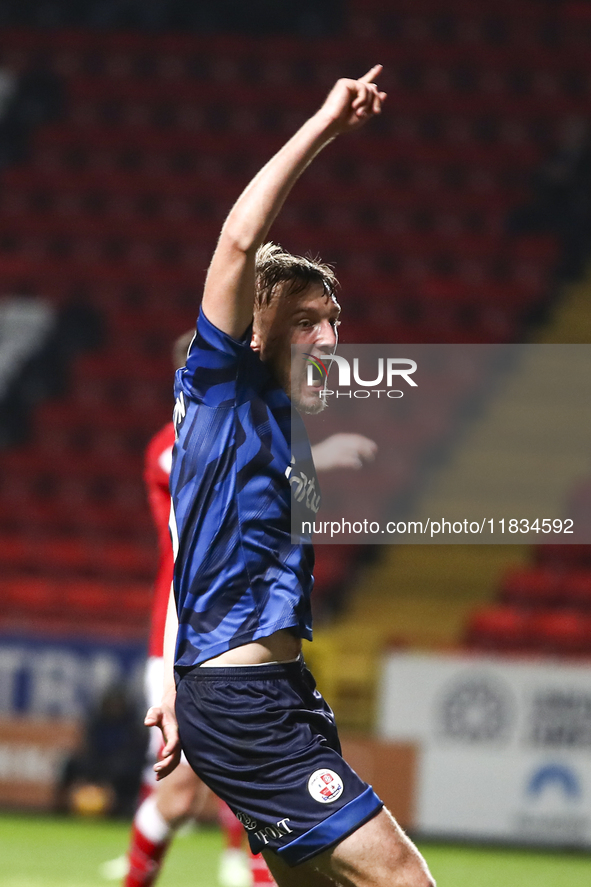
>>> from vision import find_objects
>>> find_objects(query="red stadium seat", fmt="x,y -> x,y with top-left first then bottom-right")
465,605 -> 536,653
532,610 -> 591,657
535,544 -> 591,569
561,572 -> 591,610
499,568 -> 564,608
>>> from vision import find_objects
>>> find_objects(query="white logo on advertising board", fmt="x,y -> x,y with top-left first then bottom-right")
437,675 -> 516,744
513,761 -> 588,844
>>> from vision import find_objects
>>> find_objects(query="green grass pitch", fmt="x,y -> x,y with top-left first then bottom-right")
1,812 -> 590,887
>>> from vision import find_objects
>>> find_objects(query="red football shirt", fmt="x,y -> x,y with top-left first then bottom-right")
144,422 -> 175,657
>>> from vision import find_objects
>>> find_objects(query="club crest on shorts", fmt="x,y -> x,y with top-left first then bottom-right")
307,768 -> 344,803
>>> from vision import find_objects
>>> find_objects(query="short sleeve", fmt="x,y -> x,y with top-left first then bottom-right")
176,307 -> 253,406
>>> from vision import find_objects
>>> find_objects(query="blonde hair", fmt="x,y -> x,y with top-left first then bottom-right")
254,242 -> 338,310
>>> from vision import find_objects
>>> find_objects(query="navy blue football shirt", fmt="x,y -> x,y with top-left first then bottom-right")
170,308 -> 318,667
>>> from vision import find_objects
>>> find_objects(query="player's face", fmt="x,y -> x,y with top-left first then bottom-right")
252,283 -> 341,413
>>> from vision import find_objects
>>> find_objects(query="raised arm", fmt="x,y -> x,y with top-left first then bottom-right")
202,66 -> 386,339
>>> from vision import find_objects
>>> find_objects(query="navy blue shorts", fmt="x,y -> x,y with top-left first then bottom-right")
175,658 -> 383,866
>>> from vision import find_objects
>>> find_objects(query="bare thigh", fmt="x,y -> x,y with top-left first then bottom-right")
262,848 -> 335,887
263,808 -> 435,887
155,761 -> 209,826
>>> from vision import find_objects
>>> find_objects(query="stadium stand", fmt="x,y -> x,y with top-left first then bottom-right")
466,480 -> 591,658
1,2 -> 590,646
462,264 -> 591,663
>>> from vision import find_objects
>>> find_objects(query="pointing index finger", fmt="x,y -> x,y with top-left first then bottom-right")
359,64 -> 383,84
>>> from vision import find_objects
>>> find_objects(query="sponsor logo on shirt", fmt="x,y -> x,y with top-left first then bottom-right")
286,456 -> 321,514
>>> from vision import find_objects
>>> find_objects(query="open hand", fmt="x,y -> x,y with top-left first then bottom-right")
319,65 -> 386,134
145,703 -> 181,780
312,433 -> 378,472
